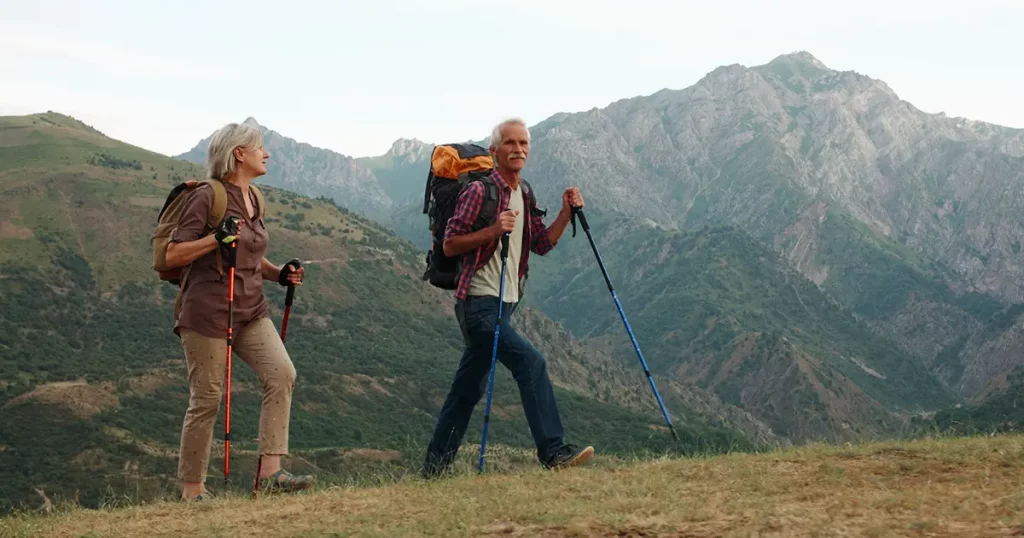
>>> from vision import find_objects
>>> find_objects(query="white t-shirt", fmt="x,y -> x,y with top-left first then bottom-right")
468,185 -> 524,302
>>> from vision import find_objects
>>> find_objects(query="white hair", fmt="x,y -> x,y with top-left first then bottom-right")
207,122 -> 263,180
489,117 -> 530,149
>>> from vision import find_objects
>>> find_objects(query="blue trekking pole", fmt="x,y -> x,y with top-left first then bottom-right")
571,207 -> 679,441
478,232 -> 510,473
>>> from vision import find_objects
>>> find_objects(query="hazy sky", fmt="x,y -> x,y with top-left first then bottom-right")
2,0 -> 1021,158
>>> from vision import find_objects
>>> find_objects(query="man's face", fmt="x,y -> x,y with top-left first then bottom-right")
492,123 -> 529,172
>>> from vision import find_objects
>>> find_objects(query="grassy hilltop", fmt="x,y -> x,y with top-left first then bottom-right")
3,434 -> 1024,537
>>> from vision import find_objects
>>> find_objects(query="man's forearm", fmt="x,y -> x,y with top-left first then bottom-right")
443,226 -> 499,257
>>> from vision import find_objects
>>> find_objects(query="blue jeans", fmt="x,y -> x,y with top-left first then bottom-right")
423,295 -> 566,474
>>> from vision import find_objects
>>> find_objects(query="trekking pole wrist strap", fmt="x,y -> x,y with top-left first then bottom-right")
571,206 -> 588,236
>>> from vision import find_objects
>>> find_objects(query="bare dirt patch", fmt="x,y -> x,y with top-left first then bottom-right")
127,195 -> 165,208
5,379 -> 118,418
121,370 -> 179,395
0,221 -> 33,239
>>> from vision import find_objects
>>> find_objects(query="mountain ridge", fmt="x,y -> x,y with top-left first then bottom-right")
177,119 -> 395,220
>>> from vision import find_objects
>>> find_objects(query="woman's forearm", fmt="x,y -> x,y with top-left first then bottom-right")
261,258 -> 281,281
165,235 -> 219,268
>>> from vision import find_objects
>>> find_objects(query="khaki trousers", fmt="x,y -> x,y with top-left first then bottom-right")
177,316 -> 297,483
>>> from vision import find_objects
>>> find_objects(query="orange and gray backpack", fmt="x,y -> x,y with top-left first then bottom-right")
420,143 -> 541,290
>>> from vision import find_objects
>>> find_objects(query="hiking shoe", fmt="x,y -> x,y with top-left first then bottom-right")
260,469 -> 315,493
544,444 -> 595,470
421,452 -> 457,481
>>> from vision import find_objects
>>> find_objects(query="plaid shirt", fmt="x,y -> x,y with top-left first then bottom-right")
445,169 -> 556,301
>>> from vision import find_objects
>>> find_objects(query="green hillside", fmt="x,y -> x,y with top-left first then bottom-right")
928,350 -> 1024,436
354,143 -> 435,251
526,213 -> 958,442
0,113 -> 751,514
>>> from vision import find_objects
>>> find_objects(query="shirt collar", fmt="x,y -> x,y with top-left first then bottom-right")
491,169 -> 525,193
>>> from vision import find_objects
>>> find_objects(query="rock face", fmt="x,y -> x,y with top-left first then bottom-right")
177,118 -> 394,220
354,137 -> 434,206
523,52 -> 1024,304
505,51 -> 1022,403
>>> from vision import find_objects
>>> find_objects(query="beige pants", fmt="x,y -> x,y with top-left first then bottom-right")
177,316 -> 297,483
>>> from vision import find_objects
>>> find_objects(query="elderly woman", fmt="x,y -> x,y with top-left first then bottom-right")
164,122 -> 313,500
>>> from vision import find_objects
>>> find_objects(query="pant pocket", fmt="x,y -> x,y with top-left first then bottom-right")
461,298 -> 499,344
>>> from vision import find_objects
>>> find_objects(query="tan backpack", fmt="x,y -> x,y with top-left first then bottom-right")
151,178 -> 265,323
152,178 -> 266,273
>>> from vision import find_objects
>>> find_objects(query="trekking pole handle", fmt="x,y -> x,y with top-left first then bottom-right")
283,259 -> 302,307
571,206 -> 590,232
500,233 -> 510,259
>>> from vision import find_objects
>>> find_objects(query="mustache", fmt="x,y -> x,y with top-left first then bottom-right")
509,152 -> 526,159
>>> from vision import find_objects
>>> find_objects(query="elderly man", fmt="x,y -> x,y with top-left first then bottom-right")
421,117 -> 595,478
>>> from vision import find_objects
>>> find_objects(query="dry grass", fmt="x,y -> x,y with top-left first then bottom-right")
5,435 -> 1024,537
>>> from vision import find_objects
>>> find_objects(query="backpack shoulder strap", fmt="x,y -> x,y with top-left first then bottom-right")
472,174 -> 501,231
423,165 -> 435,215
201,179 -> 228,232
250,184 -> 266,218
197,179 -> 228,277
520,178 -> 546,218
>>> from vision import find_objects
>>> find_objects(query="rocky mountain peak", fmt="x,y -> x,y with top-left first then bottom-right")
767,50 -> 830,70
242,116 -> 261,128
386,137 -> 432,159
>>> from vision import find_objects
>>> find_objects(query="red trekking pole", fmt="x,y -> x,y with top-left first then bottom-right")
222,220 -> 239,484
253,258 -> 301,496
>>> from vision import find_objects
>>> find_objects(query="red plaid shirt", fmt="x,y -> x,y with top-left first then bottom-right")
445,170 -> 556,301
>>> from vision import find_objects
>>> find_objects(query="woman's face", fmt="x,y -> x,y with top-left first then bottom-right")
236,144 -> 270,176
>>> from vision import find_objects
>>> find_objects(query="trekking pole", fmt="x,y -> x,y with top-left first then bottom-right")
478,233 -> 510,473
254,259 -> 301,496
279,259 -> 301,343
223,219 -> 239,484
571,207 -> 679,441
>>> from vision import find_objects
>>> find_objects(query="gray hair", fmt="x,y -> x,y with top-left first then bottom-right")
489,117 -> 530,149
207,122 -> 263,180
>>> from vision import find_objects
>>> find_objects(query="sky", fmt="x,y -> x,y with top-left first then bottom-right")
2,0 -> 1021,159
